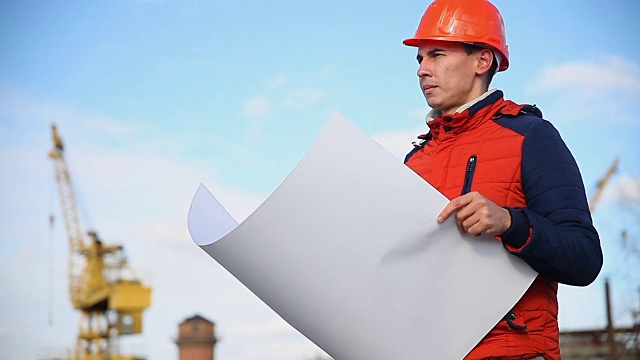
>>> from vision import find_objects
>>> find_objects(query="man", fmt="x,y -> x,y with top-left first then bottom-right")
402,0 -> 603,359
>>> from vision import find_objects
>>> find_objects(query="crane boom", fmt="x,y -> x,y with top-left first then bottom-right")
48,124 -> 88,309
590,158 -> 619,213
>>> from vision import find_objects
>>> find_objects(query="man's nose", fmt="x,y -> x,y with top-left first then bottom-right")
417,62 -> 431,77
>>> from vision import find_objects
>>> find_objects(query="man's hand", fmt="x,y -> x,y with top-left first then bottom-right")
437,191 -> 511,236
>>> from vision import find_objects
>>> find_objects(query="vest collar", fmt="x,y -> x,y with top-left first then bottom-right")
426,89 -> 505,139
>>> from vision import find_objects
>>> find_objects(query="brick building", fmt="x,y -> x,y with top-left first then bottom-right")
175,315 -> 218,360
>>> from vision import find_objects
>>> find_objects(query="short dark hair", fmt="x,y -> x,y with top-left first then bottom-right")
462,43 -> 498,86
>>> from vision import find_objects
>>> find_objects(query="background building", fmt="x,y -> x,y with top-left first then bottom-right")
175,315 -> 218,360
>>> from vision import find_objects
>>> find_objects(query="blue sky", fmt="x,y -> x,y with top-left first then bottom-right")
1,1 -> 640,359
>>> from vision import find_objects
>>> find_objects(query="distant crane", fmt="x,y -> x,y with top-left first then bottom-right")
560,157 -> 640,359
589,158 -> 619,213
48,124 -> 151,360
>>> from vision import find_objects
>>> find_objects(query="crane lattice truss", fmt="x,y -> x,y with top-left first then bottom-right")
49,142 -> 86,309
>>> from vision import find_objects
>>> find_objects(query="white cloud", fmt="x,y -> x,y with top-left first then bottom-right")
47,135 -> 266,246
0,85 -> 149,136
407,106 -> 429,120
206,182 -> 265,222
228,317 -> 296,339
241,88 -> 324,122
525,56 -> 640,124
267,74 -> 287,89
243,96 -> 273,119
281,88 -> 324,110
598,173 -> 640,206
615,174 -> 640,203
372,125 -> 425,160
245,118 -> 267,144
83,114 -> 154,136
222,317 -> 328,360
531,56 -> 640,94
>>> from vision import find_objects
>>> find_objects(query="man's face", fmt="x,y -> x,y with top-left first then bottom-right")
416,40 -> 480,115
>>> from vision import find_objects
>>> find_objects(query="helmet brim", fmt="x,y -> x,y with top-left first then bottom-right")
401,37 -> 509,71
403,38 -> 419,47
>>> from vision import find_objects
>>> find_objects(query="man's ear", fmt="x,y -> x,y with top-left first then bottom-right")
476,49 -> 494,76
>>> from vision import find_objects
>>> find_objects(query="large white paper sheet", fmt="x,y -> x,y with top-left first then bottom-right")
187,113 -> 537,359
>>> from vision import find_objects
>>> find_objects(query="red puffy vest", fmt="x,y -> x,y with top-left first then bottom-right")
405,96 -> 560,360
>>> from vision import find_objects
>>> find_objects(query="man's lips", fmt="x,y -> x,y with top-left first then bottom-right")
422,84 -> 437,94
422,85 -> 437,95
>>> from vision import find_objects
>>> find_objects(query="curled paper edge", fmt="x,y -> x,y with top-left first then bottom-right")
187,183 -> 238,246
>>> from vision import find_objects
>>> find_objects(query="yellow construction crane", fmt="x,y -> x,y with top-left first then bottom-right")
48,124 -> 151,360
589,158 -> 619,212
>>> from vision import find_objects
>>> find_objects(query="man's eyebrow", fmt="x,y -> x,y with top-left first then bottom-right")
417,48 -> 446,61
426,48 -> 445,55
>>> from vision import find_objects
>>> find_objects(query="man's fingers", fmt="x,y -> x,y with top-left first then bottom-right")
437,191 -> 510,236
437,198 -> 461,222
437,194 -> 473,222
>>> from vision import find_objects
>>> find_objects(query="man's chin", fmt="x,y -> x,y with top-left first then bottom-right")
425,99 -> 441,111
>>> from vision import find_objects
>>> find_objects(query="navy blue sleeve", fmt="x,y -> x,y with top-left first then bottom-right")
502,119 -> 603,286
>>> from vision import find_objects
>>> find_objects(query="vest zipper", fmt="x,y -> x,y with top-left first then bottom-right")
461,155 -> 477,195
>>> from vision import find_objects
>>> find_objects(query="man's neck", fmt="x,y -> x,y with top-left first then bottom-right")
426,88 -> 500,123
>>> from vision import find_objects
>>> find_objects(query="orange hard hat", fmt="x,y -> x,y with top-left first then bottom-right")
403,0 -> 509,71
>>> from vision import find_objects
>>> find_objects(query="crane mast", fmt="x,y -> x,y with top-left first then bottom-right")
48,124 -> 151,360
